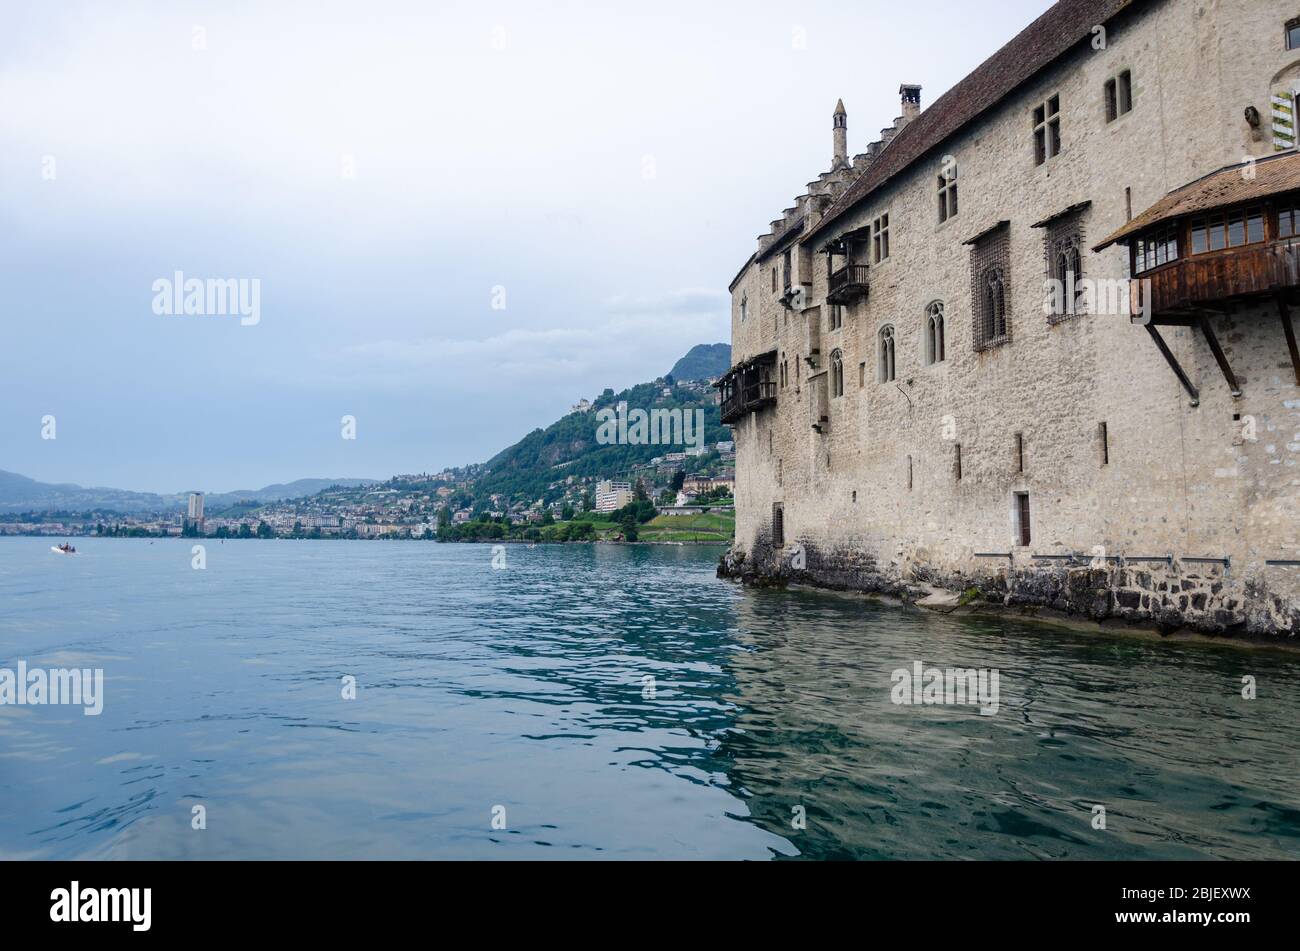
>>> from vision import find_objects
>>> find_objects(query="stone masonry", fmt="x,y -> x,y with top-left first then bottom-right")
720,0 -> 1300,640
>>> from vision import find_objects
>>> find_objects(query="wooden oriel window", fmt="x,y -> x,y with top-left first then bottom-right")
1189,207 -> 1265,254
1134,225 -> 1179,273
1279,200 -> 1300,239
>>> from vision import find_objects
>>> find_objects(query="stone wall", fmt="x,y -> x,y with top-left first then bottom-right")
724,0 -> 1300,640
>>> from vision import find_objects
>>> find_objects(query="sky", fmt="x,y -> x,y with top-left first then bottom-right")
0,0 -> 1053,493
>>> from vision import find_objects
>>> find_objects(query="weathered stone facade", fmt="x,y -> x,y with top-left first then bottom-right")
721,0 -> 1300,640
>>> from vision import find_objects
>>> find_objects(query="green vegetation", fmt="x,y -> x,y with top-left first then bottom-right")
470,379 -> 730,505
668,343 -> 731,382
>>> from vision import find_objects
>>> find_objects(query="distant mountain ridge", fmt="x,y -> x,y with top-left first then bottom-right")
0,470 -> 375,514
669,343 -> 730,381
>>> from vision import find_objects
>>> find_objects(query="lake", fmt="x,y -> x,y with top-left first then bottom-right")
1,537 -> 1297,859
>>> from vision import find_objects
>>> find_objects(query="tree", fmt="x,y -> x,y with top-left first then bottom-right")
561,503 -> 574,521
256,521 -> 273,539
670,470 -> 686,492
620,512 -> 639,542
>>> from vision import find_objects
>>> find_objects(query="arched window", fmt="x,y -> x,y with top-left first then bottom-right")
1054,243 -> 1083,316
878,325 -> 896,383
830,349 -> 844,397
925,301 -> 945,364
984,268 -> 1007,340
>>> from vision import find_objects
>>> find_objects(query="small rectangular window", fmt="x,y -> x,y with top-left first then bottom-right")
954,444 -> 963,481
1099,421 -> 1109,466
907,455 -> 913,491
1288,18 -> 1300,50
771,503 -> 784,546
1015,493 -> 1031,547
1015,433 -> 1024,473
1104,79 -> 1117,123
1117,71 -> 1132,115
872,214 -> 890,263
1033,95 -> 1061,165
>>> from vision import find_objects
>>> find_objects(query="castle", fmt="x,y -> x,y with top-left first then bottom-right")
719,0 -> 1300,639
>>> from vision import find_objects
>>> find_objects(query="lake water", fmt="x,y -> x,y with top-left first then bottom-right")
1,537 -> 1297,860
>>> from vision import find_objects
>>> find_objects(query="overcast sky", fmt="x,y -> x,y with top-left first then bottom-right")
0,0 -> 1052,493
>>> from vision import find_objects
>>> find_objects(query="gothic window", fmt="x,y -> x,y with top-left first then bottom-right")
970,224 -> 1011,349
925,301 -> 945,364
828,305 -> 843,331
1045,210 -> 1086,323
878,325 -> 896,382
830,349 -> 844,397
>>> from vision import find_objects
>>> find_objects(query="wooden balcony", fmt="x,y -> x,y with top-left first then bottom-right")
1134,238 -> 1300,318
827,264 -> 870,304
720,380 -> 776,424
716,351 -> 778,425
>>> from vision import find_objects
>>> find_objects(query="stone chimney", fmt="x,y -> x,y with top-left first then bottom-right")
833,99 -> 847,167
900,84 -> 922,122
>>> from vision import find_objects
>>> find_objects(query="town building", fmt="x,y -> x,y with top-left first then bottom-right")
719,0 -> 1300,638
595,480 -> 634,513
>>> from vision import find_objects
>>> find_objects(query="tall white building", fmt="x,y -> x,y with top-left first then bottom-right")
187,492 -> 204,521
594,480 -> 633,513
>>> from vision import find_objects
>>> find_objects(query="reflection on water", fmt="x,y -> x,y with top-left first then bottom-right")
0,537 -> 1297,859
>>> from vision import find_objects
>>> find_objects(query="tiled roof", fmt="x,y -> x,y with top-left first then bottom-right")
1092,151 -> 1300,250
804,0 -> 1143,245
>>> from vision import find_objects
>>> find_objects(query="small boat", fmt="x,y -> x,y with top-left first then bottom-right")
51,543 -> 76,555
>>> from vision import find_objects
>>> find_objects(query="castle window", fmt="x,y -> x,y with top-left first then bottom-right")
829,305 -> 843,331
740,296 -> 748,322
858,362 -> 866,387
1045,210 -> 1086,323
970,223 -> 1011,349
1033,95 -> 1061,165
872,213 -> 890,263
772,502 -> 785,546
771,267 -> 777,292
907,455 -> 913,490
925,301 -> 945,364
1288,18 -> 1300,50
1015,493 -> 1031,546
1135,224 -> 1179,272
1014,432 -> 1025,473
878,325 -> 896,382
830,349 -> 844,397
1099,421 -> 1109,465
937,161 -> 958,223
954,444 -> 963,481
1104,71 -> 1133,122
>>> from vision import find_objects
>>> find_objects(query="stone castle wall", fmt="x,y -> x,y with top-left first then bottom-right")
723,0 -> 1300,640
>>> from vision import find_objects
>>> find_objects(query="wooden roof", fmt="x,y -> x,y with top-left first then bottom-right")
1093,151 -> 1300,251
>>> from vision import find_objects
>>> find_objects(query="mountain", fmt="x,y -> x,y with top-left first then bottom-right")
469,350 -> 730,503
668,343 -> 730,382
0,470 -> 375,515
